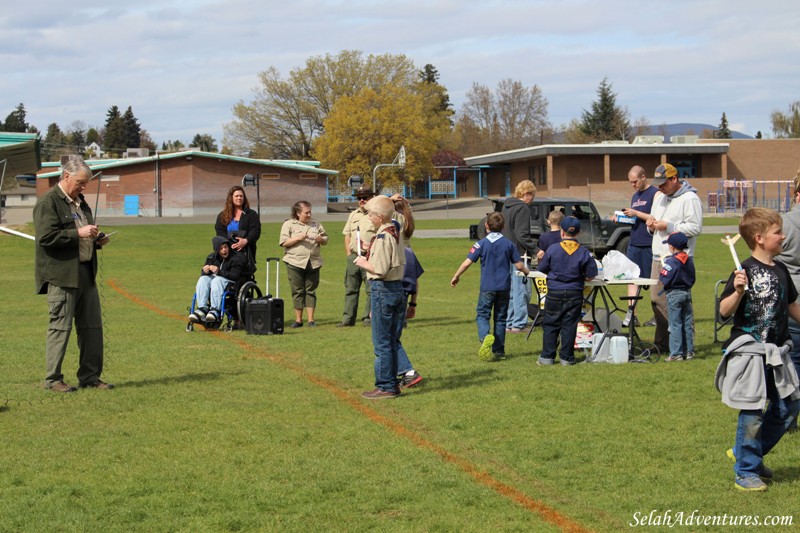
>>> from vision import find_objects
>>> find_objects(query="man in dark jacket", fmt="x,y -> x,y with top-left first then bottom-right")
34,159 -> 112,392
501,180 -> 537,332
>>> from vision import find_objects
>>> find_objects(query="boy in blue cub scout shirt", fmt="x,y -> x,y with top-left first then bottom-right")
451,212 -> 530,361
537,216 -> 598,366
658,232 -> 696,362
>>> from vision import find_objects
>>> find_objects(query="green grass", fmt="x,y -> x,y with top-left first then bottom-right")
1,222 -> 798,532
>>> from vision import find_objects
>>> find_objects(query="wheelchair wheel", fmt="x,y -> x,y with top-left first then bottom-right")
186,322 -> 194,332
237,280 -> 263,329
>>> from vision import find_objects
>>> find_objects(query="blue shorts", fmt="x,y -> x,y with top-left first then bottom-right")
626,245 -> 652,278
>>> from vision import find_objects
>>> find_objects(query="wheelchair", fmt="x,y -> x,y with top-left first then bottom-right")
185,251 -> 262,332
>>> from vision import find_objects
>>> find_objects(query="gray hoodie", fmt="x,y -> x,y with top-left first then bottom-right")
715,334 -> 800,410
501,197 -> 537,255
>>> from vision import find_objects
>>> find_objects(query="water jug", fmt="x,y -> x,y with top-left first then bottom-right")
610,336 -> 629,364
591,333 -> 611,363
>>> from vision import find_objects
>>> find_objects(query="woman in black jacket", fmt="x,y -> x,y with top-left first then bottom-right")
215,185 -> 262,269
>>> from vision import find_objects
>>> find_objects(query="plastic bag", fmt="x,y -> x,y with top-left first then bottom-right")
601,250 -> 640,280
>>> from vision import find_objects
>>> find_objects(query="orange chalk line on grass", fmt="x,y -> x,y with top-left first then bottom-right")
108,278 -> 592,533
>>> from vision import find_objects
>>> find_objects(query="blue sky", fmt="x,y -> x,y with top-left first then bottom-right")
1,0 -> 797,148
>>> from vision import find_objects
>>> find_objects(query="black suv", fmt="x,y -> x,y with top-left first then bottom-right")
469,197 -> 630,258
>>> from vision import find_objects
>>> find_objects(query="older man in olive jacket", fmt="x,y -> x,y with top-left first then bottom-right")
34,159 -> 113,392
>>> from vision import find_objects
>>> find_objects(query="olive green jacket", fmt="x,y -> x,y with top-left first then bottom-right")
34,184 -> 97,294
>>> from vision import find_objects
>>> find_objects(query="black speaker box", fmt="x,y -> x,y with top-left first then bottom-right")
245,297 -> 284,335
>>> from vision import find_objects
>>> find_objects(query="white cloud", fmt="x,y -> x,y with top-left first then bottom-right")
2,0 -> 797,145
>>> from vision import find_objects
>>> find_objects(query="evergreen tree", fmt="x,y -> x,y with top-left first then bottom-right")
42,122 -> 65,161
190,134 -> 218,152
716,112 -> 732,139
418,64 -> 452,118
122,106 -> 141,148
3,103 -> 30,132
103,105 -> 126,156
86,127 -> 100,145
579,78 -> 630,141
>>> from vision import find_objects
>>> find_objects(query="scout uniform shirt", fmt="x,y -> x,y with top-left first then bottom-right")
279,218 -> 328,269
343,206 -> 377,255
366,222 -> 405,281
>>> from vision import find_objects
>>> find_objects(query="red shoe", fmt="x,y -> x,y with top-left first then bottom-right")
399,371 -> 423,389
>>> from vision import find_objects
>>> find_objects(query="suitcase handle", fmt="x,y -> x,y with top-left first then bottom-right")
265,257 -> 281,298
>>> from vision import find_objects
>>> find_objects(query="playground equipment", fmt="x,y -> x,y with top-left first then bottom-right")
707,179 -> 794,214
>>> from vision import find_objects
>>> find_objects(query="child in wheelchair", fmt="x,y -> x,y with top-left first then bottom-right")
189,236 -> 248,324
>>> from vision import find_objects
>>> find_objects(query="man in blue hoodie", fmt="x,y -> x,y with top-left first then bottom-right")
645,163 -> 703,353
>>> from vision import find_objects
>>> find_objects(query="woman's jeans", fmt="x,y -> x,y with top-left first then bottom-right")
508,265 -> 531,329
666,289 -> 694,357
476,290 -> 510,355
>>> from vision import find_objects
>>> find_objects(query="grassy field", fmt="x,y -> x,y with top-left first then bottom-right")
1,219 -> 798,532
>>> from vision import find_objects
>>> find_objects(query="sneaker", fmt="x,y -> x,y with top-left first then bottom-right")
622,310 -> 633,327
684,351 -> 694,360
537,357 -> 555,366
735,475 -> 768,492
188,311 -> 202,323
665,354 -> 684,362
307,321 -> 317,327
478,334 -> 495,361
506,328 -> 522,334
361,388 -> 400,399
362,318 -> 371,326
727,448 -> 773,479
643,318 -> 657,327
46,381 -> 77,393
290,321 -> 303,328
560,359 -> 576,366
399,371 -> 423,389
493,352 -> 507,361
336,322 -> 354,328
205,309 -> 220,322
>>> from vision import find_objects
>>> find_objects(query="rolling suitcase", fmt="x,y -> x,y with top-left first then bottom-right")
245,257 -> 284,335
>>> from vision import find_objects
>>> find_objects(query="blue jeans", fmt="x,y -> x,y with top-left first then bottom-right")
370,280 -> 405,392
508,264 -> 531,329
734,368 -> 800,478
195,275 -> 232,312
626,245 -> 653,278
666,289 -> 694,357
476,290 -> 510,355
540,289 -> 584,363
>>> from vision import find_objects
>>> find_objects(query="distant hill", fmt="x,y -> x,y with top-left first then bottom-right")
641,123 -> 753,140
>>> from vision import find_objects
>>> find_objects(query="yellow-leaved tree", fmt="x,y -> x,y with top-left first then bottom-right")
312,84 -> 446,190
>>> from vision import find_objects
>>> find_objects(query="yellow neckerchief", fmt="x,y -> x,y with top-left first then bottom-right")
559,239 -> 580,255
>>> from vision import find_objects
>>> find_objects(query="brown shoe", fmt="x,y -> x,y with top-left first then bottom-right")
47,381 -> 77,393
361,388 -> 400,399
79,380 -> 115,390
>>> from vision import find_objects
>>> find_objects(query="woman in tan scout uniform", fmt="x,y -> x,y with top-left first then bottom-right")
279,201 -> 328,328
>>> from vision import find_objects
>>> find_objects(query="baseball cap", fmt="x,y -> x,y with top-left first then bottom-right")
561,216 -> 581,236
662,231 -> 688,250
652,163 -> 678,186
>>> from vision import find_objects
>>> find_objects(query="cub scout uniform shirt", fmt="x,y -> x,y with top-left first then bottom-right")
366,222 -> 405,281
